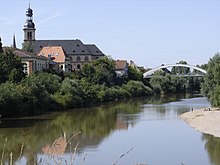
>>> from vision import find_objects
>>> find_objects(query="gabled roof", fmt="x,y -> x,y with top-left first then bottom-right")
13,49 -> 47,60
39,46 -> 66,63
33,39 -> 105,56
115,60 -> 128,70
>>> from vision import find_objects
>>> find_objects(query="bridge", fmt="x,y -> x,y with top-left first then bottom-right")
143,64 -> 207,78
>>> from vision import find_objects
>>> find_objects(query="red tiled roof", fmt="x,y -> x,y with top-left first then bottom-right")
115,60 -> 128,70
39,46 -> 66,63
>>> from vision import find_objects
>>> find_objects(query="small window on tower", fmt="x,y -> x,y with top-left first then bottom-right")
27,32 -> 32,40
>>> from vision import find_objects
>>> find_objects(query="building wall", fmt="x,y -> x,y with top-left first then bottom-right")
70,55 -> 92,70
21,58 -> 48,75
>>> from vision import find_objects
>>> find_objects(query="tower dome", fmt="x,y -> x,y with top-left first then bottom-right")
26,7 -> 33,17
23,3 -> 36,42
24,20 -> 35,29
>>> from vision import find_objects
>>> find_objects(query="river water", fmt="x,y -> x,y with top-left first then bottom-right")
0,95 -> 220,165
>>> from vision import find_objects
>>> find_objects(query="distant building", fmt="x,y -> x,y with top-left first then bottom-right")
129,60 -> 140,71
23,4 -> 105,71
115,60 -> 128,76
13,49 -> 49,75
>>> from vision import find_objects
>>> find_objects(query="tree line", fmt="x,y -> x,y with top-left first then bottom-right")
1,38 -> 218,117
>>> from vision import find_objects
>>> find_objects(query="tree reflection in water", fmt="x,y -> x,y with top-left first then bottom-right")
0,100 -> 143,164
202,134 -> 220,165
0,94 -> 209,164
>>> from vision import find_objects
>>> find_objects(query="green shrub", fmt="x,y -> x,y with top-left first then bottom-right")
52,78 -> 84,108
0,82 -> 37,116
123,80 -> 152,97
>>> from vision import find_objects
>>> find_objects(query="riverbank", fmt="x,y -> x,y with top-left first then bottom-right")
180,108 -> 220,137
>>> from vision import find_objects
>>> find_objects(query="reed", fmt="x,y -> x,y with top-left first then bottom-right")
0,133 -> 148,165
112,147 -> 134,165
0,137 -> 7,165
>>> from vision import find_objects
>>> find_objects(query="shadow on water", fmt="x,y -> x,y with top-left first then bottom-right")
0,118 -> 51,128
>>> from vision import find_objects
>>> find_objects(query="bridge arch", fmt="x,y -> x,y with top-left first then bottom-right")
143,64 -> 207,78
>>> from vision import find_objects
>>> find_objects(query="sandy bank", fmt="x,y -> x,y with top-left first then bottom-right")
180,108 -> 220,137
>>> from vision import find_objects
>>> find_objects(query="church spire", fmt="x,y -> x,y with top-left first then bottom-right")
0,37 -> 3,53
12,34 -> 16,48
23,3 -> 36,42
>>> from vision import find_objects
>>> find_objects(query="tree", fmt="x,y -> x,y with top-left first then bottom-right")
127,66 -> 143,81
81,56 -> 116,86
202,53 -> 220,106
0,48 -> 25,83
171,60 -> 190,75
149,74 -> 175,95
52,78 -> 84,107
22,42 -> 34,53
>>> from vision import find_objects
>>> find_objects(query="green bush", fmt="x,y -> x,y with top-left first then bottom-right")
123,80 -> 152,97
52,78 -> 84,108
0,82 -> 37,116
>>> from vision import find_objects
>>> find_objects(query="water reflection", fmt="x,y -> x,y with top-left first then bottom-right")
202,134 -> 220,165
0,95 -> 217,165
0,100 -> 143,164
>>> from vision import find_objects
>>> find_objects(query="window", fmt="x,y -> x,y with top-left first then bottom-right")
70,57 -> 73,62
76,56 -> 81,61
85,56 -> 89,61
73,50 -> 75,52
77,44 -> 80,47
27,32 -> 32,40
96,51 -> 99,53
23,63 -> 28,74
77,64 -> 81,70
82,50 -> 85,53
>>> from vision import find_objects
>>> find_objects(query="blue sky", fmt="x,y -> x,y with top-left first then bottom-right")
0,0 -> 220,67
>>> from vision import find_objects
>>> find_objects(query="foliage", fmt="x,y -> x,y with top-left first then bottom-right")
171,60 -> 190,75
52,78 -> 84,108
0,52 -> 206,117
24,73 -> 61,108
23,72 -> 61,95
150,74 -> 175,95
0,82 -> 36,116
0,48 -> 25,83
149,73 -> 203,95
81,56 -> 116,86
123,80 -> 152,97
202,53 -> 220,106
22,41 -> 34,53
127,66 -> 143,81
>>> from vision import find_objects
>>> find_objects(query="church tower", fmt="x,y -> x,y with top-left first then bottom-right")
23,3 -> 36,42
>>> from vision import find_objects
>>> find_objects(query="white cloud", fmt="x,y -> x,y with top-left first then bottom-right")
37,10 -> 64,25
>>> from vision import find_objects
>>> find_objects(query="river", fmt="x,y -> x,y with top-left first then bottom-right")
0,94 -> 219,165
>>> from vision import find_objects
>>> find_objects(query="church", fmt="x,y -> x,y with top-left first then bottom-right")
23,4 -> 105,72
